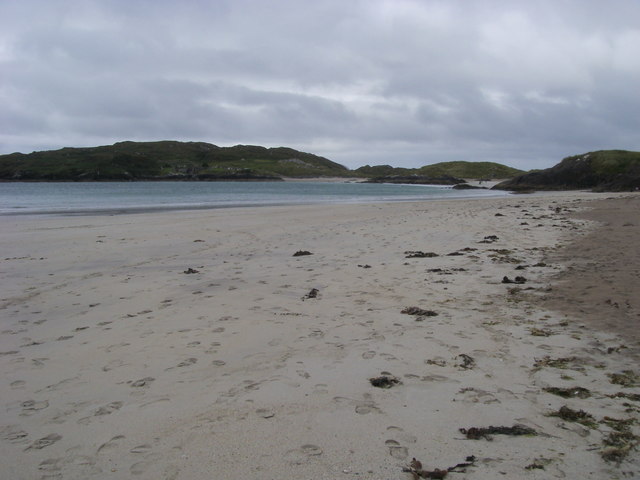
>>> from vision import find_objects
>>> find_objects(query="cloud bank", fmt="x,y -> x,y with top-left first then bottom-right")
1,0 -> 639,169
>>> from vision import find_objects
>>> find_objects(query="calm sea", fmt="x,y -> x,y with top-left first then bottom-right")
0,181 -> 509,216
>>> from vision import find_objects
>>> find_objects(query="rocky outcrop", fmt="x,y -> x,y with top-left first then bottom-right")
493,150 -> 640,192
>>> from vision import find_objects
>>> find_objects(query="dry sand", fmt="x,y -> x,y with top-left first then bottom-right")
1,192 -> 640,479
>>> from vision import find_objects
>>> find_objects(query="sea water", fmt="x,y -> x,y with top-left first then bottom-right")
0,181 -> 509,215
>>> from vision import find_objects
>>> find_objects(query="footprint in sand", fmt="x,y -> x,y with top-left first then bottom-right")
420,374 -> 458,383
1,425 -> 29,445
256,408 -> 276,419
312,384 -> 329,394
333,395 -> 382,414
24,433 -> 62,450
0,350 -> 20,357
53,451 -> 100,474
362,351 -> 377,359
354,402 -> 381,414
96,435 -> 125,455
129,453 -> 162,475
138,397 -> 171,409
283,444 -> 323,465
380,353 -> 398,361
130,444 -> 153,454
102,359 -> 127,372
173,357 -> 198,368
130,377 -> 155,388
385,426 -> 418,459
38,457 -> 62,473
37,376 -> 84,393
17,399 -> 49,416
94,401 -> 123,416
31,358 -> 48,368
384,439 -> 409,459
455,387 -> 500,404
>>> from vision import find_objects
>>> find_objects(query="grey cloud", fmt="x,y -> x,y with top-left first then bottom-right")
1,0 -> 639,169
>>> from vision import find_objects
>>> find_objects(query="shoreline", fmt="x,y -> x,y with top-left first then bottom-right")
1,192 -> 639,479
0,181 -> 513,218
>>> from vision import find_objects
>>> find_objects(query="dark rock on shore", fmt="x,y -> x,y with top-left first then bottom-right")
302,288 -> 319,300
502,276 -> 527,284
452,183 -> 487,190
369,375 -> 401,388
365,174 -> 465,185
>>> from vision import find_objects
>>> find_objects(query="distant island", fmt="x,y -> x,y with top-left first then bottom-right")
0,141 -> 638,191
357,161 -> 524,187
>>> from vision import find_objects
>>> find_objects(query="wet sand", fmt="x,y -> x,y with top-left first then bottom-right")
1,192 -> 639,479
543,195 -> 640,351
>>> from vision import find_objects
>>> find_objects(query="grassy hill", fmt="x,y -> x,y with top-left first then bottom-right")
352,165 -> 413,177
493,150 -> 640,192
354,161 -> 523,181
416,161 -> 523,179
0,141 -> 350,181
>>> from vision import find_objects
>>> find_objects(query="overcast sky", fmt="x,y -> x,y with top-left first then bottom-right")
1,0 -> 639,170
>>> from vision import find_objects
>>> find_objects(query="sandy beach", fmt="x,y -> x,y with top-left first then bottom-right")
1,192 -> 639,479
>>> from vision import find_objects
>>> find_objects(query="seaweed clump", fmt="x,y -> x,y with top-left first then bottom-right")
543,386 -> 591,399
608,370 -> 640,388
456,354 -> 475,370
529,327 -> 553,337
405,251 -> 439,258
549,405 -> 597,428
533,356 -> 580,370
608,392 -> 640,402
401,307 -> 438,317
369,375 -> 401,389
403,456 -> 476,479
600,417 -> 639,463
459,424 -> 536,440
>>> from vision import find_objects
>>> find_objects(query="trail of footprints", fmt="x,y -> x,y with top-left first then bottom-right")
32,434 -> 181,479
1,199 -> 614,478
